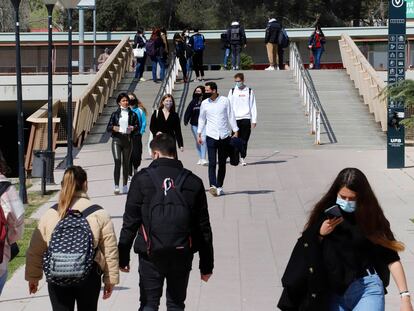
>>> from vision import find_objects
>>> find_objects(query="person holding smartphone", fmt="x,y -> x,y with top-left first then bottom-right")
278,167 -> 413,311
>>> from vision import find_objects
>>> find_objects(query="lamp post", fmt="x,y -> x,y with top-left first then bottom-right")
10,0 -> 27,204
60,0 -> 80,168
43,0 -> 56,184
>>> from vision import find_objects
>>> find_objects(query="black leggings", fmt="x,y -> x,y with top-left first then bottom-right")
236,119 -> 251,158
112,135 -> 131,186
178,55 -> 187,79
130,134 -> 143,175
48,264 -> 102,311
192,51 -> 204,78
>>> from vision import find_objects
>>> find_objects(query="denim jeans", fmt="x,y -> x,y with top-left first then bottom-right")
231,45 -> 241,69
312,48 -> 323,69
0,270 -> 7,295
329,273 -> 385,311
191,125 -> 206,160
223,48 -> 230,68
151,56 -> 166,81
135,53 -> 147,79
206,136 -> 230,187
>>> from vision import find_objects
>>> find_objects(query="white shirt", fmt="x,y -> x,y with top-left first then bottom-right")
119,108 -> 129,134
227,86 -> 257,123
197,95 -> 239,140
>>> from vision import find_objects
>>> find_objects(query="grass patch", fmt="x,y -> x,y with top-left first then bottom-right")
7,190 -> 58,280
411,219 -> 414,224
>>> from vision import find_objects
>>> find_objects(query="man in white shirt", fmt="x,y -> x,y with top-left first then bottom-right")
197,82 -> 239,196
227,73 -> 257,166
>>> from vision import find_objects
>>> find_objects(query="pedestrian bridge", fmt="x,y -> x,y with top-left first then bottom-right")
1,34 -> 414,311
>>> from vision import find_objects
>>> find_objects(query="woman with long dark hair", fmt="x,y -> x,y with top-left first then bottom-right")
147,28 -> 166,82
107,93 -> 139,194
173,32 -> 188,82
308,24 -> 326,70
25,166 -> 119,311
150,94 -> 184,154
278,168 -> 413,311
184,85 -> 207,165
0,150 -> 24,296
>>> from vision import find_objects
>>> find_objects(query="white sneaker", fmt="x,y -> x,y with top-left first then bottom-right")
122,185 -> 128,194
265,66 -> 275,71
140,77 -> 146,82
197,159 -> 202,165
201,159 -> 209,166
240,158 -> 247,166
209,186 -> 217,197
114,186 -> 120,195
217,187 -> 224,196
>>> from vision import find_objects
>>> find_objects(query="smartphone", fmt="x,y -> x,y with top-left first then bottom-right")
324,205 -> 342,219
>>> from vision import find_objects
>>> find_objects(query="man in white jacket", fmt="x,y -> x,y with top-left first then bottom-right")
0,151 -> 24,295
227,73 -> 257,166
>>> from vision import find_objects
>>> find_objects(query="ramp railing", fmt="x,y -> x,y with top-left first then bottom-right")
339,33 -> 387,131
290,42 -> 321,144
25,36 -> 133,171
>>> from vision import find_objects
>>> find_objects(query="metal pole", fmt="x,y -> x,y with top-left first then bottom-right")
67,8 -> 74,167
78,8 -> 84,73
93,8 -> 97,72
11,0 -> 27,204
46,3 -> 55,185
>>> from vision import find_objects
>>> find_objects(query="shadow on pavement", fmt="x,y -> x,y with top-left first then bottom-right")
224,190 -> 274,196
248,160 -> 286,166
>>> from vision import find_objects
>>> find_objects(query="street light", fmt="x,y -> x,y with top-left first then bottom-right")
60,0 -> 80,168
10,0 -> 27,204
43,0 -> 56,184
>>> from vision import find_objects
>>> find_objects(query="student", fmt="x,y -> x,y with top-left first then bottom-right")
150,94 -> 184,156
107,93 -> 139,194
184,85 -> 207,165
197,82 -> 239,196
133,28 -> 147,81
118,133 -> 214,311
227,73 -> 257,166
308,24 -> 326,70
278,167 -> 414,311
0,151 -> 24,295
25,166 -> 119,311
173,32 -> 188,82
147,28 -> 165,82
189,29 -> 205,82
264,17 -> 281,71
220,31 -> 231,70
227,21 -> 247,71
128,92 -> 145,176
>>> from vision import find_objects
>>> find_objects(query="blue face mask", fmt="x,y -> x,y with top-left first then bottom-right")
235,81 -> 243,88
336,197 -> 356,213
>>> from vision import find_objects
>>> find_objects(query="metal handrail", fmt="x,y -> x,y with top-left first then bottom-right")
289,42 -> 321,144
152,53 -> 180,110
339,34 -> 387,131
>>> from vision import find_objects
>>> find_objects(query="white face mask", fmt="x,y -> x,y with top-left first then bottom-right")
164,101 -> 173,109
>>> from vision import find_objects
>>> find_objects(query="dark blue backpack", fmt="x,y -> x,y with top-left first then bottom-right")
43,204 -> 102,286
193,34 -> 205,52
278,28 -> 290,49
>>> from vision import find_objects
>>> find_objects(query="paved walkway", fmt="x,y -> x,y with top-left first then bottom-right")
1,70 -> 414,310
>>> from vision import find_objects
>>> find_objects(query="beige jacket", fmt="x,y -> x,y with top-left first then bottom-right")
25,192 -> 119,285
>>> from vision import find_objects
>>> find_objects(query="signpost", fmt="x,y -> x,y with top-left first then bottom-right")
387,0 -> 406,168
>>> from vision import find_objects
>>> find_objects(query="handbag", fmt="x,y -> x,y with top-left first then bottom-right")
133,47 -> 145,58
10,242 -> 19,261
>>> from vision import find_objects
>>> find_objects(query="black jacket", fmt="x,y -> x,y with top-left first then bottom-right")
150,109 -> 184,148
278,214 -> 398,310
265,20 -> 281,44
133,34 -> 146,49
106,107 -> 139,138
183,97 -> 203,126
227,25 -> 247,46
118,158 -> 214,274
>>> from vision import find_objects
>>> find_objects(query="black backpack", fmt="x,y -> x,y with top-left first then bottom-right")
141,168 -> 192,258
230,27 -> 241,44
278,28 -> 290,49
146,40 -> 156,57
43,204 -> 102,287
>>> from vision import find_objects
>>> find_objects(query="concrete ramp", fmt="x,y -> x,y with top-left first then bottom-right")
177,70 -> 316,151
310,70 -> 385,149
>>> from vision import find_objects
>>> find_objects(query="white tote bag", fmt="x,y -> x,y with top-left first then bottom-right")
133,47 -> 145,58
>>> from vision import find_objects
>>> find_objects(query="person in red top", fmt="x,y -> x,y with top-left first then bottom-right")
308,24 -> 326,70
